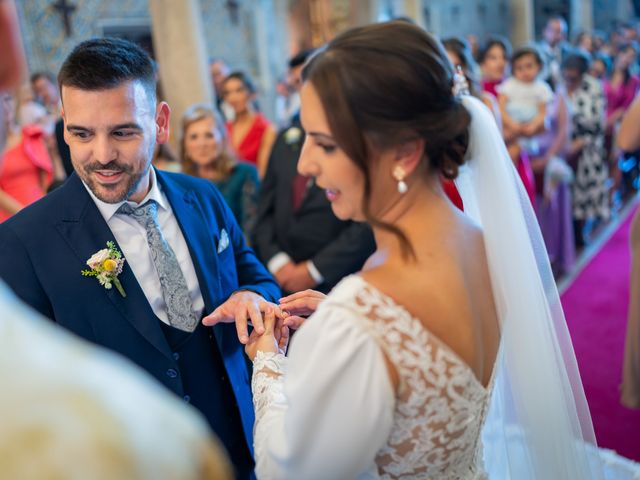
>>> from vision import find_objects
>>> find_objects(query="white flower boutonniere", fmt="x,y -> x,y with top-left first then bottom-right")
284,126 -> 302,147
81,241 -> 127,297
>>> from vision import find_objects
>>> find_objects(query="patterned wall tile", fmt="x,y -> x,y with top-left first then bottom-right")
15,0 -> 289,120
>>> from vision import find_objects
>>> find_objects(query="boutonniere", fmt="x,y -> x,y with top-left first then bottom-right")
81,241 -> 127,297
284,126 -> 302,148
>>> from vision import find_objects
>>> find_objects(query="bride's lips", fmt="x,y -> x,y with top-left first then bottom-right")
325,189 -> 340,202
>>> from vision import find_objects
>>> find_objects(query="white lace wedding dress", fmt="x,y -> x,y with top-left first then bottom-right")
252,274 -> 493,479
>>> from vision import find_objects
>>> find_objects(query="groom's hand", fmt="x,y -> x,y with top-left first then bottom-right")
203,291 -> 282,344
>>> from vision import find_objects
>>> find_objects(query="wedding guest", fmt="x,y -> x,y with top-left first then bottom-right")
561,51 -> 609,247
618,93 -> 640,151
478,35 -> 511,97
209,21 -> 608,479
16,82 -> 49,129
617,92 -> 640,200
590,53 -> 613,80
181,103 -> 259,239
30,71 -> 72,177
209,57 -> 234,120
274,50 -> 313,129
443,36 -> 499,209
497,46 -> 553,165
603,44 -> 640,199
442,37 -> 500,119
251,47 -> 375,295
604,44 -> 640,136
223,71 -> 276,178
538,15 -> 570,89
30,71 -> 60,116
0,91 -> 53,222
529,88 -> 576,276
574,31 -> 595,55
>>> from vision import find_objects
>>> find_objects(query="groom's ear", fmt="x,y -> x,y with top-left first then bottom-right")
155,101 -> 171,144
394,138 -> 425,176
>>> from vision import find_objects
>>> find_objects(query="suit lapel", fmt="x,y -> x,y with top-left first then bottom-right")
55,174 -> 172,359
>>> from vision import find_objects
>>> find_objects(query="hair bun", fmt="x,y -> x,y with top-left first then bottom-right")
427,100 -> 471,180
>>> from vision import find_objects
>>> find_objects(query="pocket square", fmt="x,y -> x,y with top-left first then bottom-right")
217,229 -> 230,254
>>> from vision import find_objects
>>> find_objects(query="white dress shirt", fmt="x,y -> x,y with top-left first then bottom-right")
83,168 -> 205,325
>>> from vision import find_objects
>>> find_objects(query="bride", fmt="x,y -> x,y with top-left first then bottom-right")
209,21 -> 611,479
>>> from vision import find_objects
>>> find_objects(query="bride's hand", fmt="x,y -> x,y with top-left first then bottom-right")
245,305 -> 290,361
279,289 -> 327,330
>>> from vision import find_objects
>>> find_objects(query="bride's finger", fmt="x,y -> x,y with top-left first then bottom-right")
278,325 -> 290,352
260,301 -> 287,319
279,297 -> 320,315
279,289 -> 325,303
283,315 -> 306,330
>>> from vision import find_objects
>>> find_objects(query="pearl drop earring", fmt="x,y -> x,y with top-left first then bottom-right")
393,166 -> 408,194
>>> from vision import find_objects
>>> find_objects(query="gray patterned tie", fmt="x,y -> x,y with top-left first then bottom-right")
117,200 -> 198,332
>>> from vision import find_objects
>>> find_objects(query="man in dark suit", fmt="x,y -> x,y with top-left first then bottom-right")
0,38 -> 279,480
251,52 -> 374,295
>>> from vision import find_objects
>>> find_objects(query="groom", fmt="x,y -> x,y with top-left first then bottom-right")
0,37 -> 279,479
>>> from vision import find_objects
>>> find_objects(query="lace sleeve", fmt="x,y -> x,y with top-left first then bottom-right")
251,302 -> 395,480
252,350 -> 287,429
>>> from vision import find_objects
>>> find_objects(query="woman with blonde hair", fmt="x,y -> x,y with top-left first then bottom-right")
181,103 -> 259,238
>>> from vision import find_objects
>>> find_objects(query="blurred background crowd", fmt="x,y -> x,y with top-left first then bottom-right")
3,0 -> 640,466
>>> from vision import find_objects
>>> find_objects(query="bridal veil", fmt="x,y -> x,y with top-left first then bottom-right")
456,96 -> 604,479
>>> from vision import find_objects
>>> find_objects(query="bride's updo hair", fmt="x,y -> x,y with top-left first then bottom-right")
302,21 -> 470,181
302,21 -> 470,256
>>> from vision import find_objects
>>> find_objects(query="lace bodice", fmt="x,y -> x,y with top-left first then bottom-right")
338,276 -> 491,479
252,275 -> 493,479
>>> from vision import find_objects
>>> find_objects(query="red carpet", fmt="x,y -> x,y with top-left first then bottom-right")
561,204 -> 640,462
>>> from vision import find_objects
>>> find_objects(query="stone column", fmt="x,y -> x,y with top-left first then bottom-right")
349,0 -> 378,27
508,0 -> 534,47
571,0 -> 593,35
148,0 -> 212,151
392,0 -> 426,28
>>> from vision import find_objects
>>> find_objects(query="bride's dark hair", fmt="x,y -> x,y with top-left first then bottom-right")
302,21 -> 470,258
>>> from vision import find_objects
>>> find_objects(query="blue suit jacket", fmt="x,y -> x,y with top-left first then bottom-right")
0,170 -> 280,452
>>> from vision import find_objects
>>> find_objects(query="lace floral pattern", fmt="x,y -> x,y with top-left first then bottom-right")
252,351 -> 288,434
333,276 -> 492,479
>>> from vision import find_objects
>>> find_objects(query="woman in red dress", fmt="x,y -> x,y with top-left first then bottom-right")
0,92 -> 52,222
222,71 -> 276,178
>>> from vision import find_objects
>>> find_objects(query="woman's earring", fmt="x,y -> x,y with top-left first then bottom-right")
393,166 -> 408,194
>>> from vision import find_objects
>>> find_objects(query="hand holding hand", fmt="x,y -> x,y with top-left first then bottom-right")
202,290 -> 278,344
279,289 -> 327,330
245,305 -> 290,361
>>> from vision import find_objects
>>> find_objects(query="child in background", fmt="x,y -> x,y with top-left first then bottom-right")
498,46 -> 553,164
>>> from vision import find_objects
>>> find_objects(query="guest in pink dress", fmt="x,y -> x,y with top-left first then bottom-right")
604,43 -> 640,132
0,92 -> 52,222
604,44 -> 640,194
222,71 -> 276,178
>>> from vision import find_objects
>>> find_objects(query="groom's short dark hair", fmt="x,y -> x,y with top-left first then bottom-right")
58,37 -> 156,106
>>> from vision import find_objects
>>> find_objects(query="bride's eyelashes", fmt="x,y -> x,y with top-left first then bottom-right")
317,143 -> 337,154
